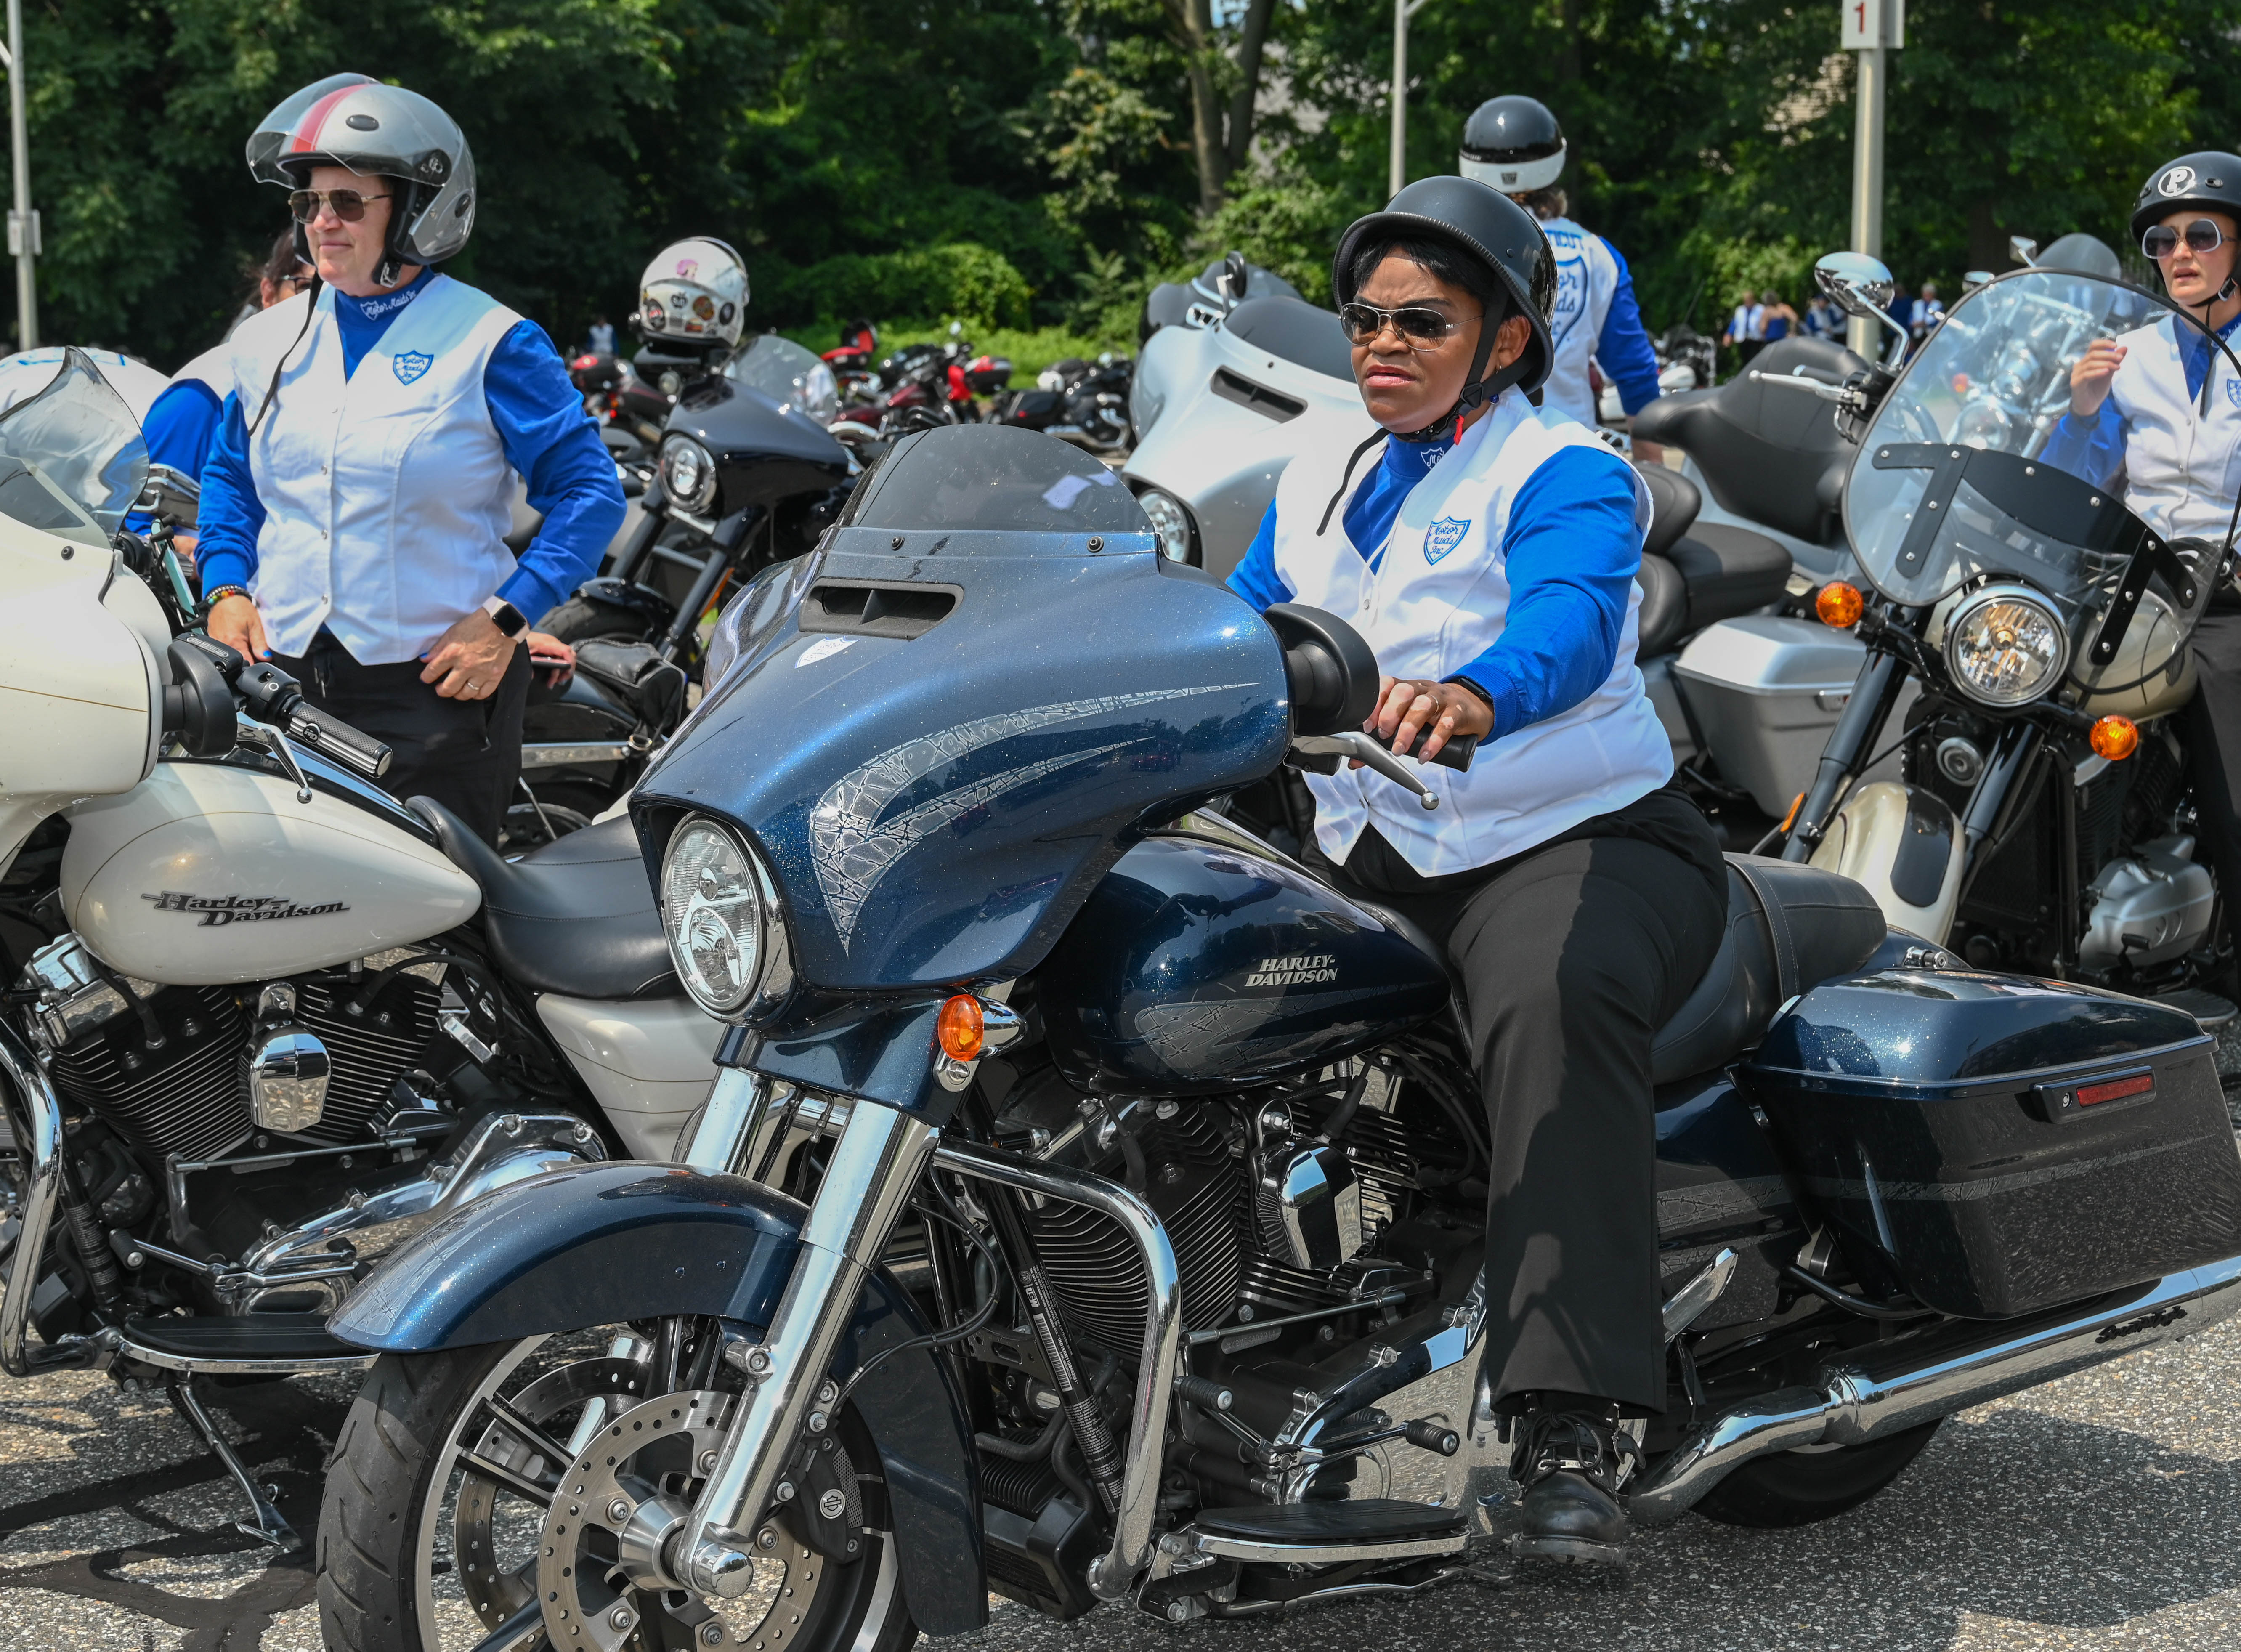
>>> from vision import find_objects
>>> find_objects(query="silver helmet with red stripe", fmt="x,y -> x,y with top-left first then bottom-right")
247,73 -> 477,277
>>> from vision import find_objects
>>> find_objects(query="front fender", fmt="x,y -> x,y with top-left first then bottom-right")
329,1162 -> 986,1636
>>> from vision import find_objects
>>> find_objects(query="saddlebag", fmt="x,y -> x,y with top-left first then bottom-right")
1739,970 -> 2241,1318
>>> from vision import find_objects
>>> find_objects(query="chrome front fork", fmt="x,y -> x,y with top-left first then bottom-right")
675,1070 -> 934,1598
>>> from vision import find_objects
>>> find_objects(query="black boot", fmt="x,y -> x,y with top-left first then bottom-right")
1508,1394 -> 1636,1567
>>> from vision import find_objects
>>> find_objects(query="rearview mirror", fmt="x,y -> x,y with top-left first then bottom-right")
1814,251 -> 1896,319
1962,270 -> 1994,295
2009,235 -> 2039,269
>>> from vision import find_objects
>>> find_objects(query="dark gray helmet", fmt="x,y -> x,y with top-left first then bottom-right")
247,74 -> 477,281
1459,95 -> 1567,194
2130,152 -> 2241,244
1333,175 -> 1557,413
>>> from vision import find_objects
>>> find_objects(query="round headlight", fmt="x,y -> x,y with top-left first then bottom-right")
1134,486 -> 1196,564
660,435 -> 719,516
1945,584 -> 2069,706
660,816 -> 767,1017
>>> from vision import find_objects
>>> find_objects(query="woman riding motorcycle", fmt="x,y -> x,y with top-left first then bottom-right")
1224,175 -> 1726,1565
2042,151 -> 2241,988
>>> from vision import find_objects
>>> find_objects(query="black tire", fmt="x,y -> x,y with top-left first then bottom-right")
319,1335 -> 918,1652
1690,1418 -> 1943,1529
541,596 -> 650,647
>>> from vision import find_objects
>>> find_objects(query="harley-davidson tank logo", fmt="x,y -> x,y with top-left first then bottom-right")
141,891 -> 350,927
1243,953 -> 1338,987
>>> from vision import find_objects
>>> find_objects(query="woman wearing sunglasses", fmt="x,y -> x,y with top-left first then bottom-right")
192,72 -> 625,845
1224,176 -> 1727,1570
2043,151 -> 2241,996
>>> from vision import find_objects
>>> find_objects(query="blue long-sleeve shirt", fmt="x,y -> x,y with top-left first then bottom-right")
1598,243 -> 1664,416
2041,313 -> 2241,493
1227,433 -> 1640,740
196,270 -> 623,627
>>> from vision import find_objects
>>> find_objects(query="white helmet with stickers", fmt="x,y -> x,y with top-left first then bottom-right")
638,238 -> 749,351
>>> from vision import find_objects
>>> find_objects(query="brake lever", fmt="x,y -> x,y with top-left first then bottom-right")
1290,731 -> 1441,810
235,719 -> 314,805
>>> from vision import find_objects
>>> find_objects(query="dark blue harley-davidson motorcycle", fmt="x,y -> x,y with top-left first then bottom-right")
316,425 -> 2241,1650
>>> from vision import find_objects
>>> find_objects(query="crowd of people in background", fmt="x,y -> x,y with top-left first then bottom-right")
1722,276 -> 1947,369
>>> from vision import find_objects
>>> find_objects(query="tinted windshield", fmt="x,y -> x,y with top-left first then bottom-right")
726,335 -> 840,426
0,348 -> 147,546
841,422 -> 1153,537
1845,270 -> 2219,690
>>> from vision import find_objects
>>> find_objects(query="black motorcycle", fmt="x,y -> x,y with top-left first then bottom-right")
316,423 -> 2241,1650
518,340 -> 856,840
989,353 -> 1133,454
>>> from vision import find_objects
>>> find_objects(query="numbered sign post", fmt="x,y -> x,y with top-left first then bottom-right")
1844,0 -> 1903,356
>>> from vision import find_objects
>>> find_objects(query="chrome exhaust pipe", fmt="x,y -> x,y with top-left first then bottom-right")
1633,1253 -> 2241,1524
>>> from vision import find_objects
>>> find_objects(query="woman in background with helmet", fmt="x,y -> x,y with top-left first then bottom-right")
2045,152 -> 2241,998
1225,175 -> 1726,1568
1459,94 -> 1664,461
195,72 -> 626,845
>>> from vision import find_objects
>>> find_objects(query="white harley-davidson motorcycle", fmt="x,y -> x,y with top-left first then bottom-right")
0,351 -> 728,1548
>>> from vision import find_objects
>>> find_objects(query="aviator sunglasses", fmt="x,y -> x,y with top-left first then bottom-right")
287,188 -> 393,225
2142,218 -> 2228,262
1338,301 -> 1482,350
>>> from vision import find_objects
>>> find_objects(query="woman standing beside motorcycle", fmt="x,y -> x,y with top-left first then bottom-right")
1224,175 -> 1726,1565
2044,152 -> 2241,988
194,73 -> 625,845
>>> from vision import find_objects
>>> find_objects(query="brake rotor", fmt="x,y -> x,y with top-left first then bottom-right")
536,1389 -> 825,1651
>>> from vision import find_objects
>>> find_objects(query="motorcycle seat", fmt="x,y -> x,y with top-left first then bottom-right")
1649,854 -> 1886,1086
1637,552 -> 1691,657
1665,523 -> 1792,631
1636,462 -> 1702,560
412,802 -> 680,1001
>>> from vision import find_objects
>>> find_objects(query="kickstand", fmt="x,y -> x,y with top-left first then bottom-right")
167,1376 -> 303,1552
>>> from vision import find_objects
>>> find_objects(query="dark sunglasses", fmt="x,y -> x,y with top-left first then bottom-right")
2142,218 -> 2227,261
1338,301 -> 1480,350
287,188 -> 392,225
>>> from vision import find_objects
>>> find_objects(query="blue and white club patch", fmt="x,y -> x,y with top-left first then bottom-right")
392,351 -> 434,385
1423,517 -> 1471,565
2226,378 -> 2241,411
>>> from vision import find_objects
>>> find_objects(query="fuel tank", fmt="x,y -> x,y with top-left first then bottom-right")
1037,818 -> 1449,1094
61,760 -> 481,985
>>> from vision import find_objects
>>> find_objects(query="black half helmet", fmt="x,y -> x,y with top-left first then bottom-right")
1332,175 -> 1557,403
2130,152 -> 2241,244
1458,95 -> 1567,194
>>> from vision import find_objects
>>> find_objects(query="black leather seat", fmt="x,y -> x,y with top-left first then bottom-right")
1636,552 -> 1691,657
1650,854 -> 1887,1086
1665,523 -> 1793,630
413,802 -> 679,1000
1636,462 -> 1702,560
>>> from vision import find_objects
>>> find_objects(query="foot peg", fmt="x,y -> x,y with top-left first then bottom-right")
168,1378 -> 302,1551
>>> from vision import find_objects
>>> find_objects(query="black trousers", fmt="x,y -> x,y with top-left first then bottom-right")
1309,786 -> 1728,1413
273,631 -> 531,847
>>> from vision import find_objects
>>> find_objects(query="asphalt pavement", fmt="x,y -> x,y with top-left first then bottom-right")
8,1039 -> 2241,1651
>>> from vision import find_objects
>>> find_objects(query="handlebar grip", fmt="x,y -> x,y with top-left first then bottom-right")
285,709 -> 393,779
1383,726 -> 1478,773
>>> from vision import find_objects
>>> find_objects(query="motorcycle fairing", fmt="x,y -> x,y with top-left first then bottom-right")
327,1160 -> 987,1635
635,537 -> 1289,993
671,377 -> 851,513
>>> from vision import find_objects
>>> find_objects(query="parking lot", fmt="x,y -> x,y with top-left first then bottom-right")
9,1042 -> 2241,1652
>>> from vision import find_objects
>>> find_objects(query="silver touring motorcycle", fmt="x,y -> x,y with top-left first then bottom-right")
318,423 -> 2241,1649
0,353 -> 742,1549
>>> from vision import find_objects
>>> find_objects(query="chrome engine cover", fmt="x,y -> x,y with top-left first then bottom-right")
2079,834 -> 2216,969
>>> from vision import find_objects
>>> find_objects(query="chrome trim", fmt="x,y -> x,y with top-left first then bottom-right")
0,1018 -> 62,1378
933,1139 -> 1183,1599
103,1327 -> 377,1377
520,741 -> 633,770
1191,1529 -> 1466,1566
1633,1252 -> 2241,1524
1662,1247 -> 1738,1341
684,1101 -> 935,1597
676,1068 -> 782,1174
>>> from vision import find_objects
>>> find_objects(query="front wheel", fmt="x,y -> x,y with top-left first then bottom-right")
1689,1418 -> 1943,1529
318,1326 -> 917,1652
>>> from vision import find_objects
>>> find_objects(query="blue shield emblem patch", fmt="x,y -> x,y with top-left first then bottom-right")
2227,378 -> 2241,411
1423,517 -> 1471,566
392,351 -> 434,385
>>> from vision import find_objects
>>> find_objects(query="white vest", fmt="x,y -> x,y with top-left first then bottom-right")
1270,392 -> 1672,876
1538,216 -> 1621,429
2104,315 -> 2241,543
170,341 -> 233,400
226,276 -> 523,664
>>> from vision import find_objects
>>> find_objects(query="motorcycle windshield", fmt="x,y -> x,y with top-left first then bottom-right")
0,347 -> 148,546
1845,271 -> 2219,689
636,423 -> 1289,990
727,335 -> 841,426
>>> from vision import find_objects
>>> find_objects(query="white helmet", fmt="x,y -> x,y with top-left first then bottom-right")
638,238 -> 749,351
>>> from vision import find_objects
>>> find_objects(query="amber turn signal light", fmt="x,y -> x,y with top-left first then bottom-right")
1815,582 -> 1864,629
2089,714 -> 2140,762
937,994 -> 985,1062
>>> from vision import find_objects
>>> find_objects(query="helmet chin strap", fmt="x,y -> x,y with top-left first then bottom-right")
2193,275 -> 2238,416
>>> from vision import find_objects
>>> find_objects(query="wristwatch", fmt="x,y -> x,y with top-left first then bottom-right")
481,594 -> 528,638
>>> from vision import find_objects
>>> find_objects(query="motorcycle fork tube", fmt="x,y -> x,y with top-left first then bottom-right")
0,1020 -> 63,1377
1960,720 -> 2046,866
981,1183 -> 1127,1515
2055,750 -> 2082,977
1782,648 -> 1908,861
613,502 -> 665,587
680,1098 -> 934,1599
660,510 -> 757,661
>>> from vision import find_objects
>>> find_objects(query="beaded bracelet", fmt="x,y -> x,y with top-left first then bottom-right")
198,584 -> 251,619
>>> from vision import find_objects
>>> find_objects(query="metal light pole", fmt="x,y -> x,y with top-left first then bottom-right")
1842,0 -> 1901,358
1389,0 -> 1433,199
2,0 -> 34,352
